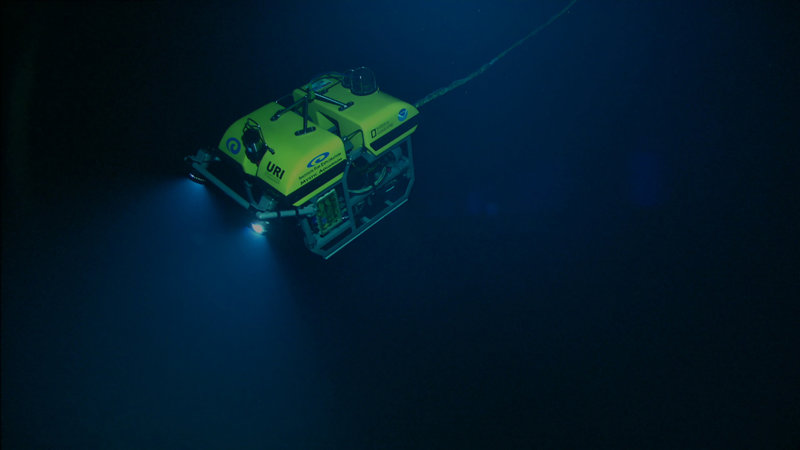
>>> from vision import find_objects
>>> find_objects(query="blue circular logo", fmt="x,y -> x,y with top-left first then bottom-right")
398,108 -> 408,121
307,152 -> 329,168
226,137 -> 241,154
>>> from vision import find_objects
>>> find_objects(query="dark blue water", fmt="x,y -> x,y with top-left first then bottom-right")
3,1 -> 798,448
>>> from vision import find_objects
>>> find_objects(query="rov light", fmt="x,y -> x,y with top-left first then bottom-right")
188,170 -> 207,184
250,221 -> 268,235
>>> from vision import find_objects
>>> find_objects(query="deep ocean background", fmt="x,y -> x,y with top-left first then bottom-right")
3,1 -> 799,448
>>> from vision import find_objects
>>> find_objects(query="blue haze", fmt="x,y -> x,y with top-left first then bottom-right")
2,1 -> 799,448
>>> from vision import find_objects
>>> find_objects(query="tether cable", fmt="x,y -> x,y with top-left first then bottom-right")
414,0 -> 578,109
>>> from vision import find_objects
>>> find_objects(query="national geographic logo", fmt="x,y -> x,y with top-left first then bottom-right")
370,121 -> 394,139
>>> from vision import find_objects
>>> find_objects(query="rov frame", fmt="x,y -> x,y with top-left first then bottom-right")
296,137 -> 414,258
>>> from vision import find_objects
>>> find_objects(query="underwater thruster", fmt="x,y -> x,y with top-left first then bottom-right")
185,67 -> 419,258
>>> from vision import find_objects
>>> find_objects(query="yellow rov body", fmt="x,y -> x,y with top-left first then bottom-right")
186,68 -> 418,258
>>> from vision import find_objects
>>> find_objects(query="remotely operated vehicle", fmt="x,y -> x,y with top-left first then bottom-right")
186,67 -> 419,258
184,2 -> 578,259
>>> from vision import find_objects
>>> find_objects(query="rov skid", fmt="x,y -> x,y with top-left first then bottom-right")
185,68 -> 418,259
